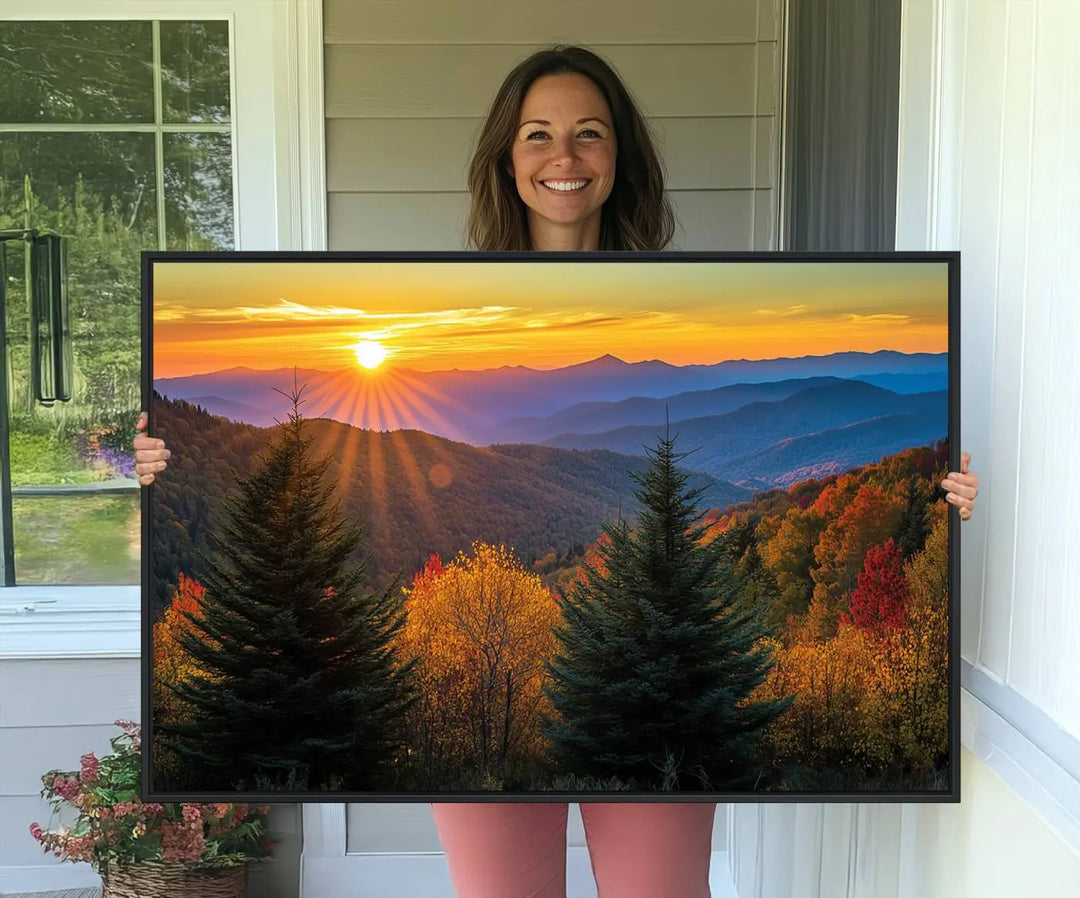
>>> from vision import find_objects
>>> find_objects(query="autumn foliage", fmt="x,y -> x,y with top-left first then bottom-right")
152,573 -> 212,782
396,542 -> 560,788
847,538 -> 910,633
747,447 -> 951,789
151,421 -> 952,793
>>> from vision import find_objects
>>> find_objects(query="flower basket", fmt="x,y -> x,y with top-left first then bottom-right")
101,862 -> 247,898
30,721 -> 274,895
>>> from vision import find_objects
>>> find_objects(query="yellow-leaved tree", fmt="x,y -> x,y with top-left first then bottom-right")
871,502 -> 950,779
397,542 -> 560,789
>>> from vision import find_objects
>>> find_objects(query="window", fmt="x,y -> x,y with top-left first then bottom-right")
0,19 -> 235,585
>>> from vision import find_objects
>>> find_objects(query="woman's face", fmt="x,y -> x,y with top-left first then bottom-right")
509,73 -> 617,247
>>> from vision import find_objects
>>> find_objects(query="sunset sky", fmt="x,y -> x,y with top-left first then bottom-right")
151,259 -> 950,379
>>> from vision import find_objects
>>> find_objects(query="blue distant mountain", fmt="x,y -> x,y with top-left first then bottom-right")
852,372 -> 948,394
718,412 -> 950,488
155,351 -> 947,443
539,380 -> 947,487
484,376 -> 848,444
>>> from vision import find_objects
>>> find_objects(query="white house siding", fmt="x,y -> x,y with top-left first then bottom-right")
0,655 -> 140,895
727,0 -> 1080,895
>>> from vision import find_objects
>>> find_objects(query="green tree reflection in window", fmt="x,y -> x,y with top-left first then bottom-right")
0,20 -> 234,585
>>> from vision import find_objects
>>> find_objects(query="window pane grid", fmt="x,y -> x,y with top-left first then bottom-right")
0,19 -> 234,584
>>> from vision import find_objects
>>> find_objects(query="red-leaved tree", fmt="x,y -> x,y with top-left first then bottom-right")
847,539 -> 909,633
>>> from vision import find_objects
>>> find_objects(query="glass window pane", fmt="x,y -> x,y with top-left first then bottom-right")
164,132 -> 235,250
13,492 -> 140,584
160,21 -> 232,124
0,132 -> 159,239
2,132 -> 152,519
0,22 -> 154,124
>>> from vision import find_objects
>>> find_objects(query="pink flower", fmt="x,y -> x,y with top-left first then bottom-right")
29,822 -> 43,841
160,821 -> 205,862
181,804 -> 202,824
79,753 -> 99,782
52,776 -> 81,802
142,803 -> 166,817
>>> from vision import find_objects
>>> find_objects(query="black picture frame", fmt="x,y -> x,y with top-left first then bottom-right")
141,249 -> 960,804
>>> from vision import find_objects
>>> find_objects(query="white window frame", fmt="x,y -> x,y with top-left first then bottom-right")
0,0 -> 327,661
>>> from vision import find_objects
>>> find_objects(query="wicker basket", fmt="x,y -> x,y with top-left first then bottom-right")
101,862 -> 247,898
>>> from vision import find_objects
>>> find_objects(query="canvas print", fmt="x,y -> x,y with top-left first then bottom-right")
144,253 -> 957,799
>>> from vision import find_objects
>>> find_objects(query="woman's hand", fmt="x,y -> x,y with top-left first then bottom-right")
941,451 -> 979,520
133,411 -> 171,486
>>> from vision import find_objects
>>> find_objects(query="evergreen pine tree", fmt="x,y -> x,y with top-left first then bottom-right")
156,388 -> 418,791
541,431 -> 792,790
711,518 -> 780,620
896,475 -> 932,559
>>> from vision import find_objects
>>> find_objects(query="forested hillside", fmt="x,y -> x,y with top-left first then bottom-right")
149,395 -> 748,614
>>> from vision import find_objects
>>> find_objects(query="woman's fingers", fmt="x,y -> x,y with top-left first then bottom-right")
944,490 -> 975,520
941,452 -> 978,521
940,475 -> 978,500
132,411 -> 168,486
133,434 -> 167,451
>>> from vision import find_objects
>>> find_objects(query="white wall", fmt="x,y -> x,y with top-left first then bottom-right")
727,697 -> 1080,898
0,658 -> 140,887
728,0 -> 1080,894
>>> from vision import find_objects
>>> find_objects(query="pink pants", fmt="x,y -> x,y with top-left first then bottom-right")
431,803 -> 716,898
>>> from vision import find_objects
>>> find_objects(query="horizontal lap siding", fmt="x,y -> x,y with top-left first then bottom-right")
325,1 -> 781,253
324,0 -> 762,45
0,658 -> 139,869
327,117 -> 767,192
325,44 -> 766,119
328,189 -> 767,251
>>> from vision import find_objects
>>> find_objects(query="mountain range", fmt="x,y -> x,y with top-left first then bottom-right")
154,351 -> 948,489
540,380 -> 946,485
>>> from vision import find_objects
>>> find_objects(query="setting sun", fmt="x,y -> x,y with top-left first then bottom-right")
353,339 -> 388,369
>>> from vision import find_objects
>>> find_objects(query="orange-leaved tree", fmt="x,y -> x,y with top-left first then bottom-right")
397,542 -> 559,788
871,504 -> 950,780
811,483 -> 905,630
152,572 -> 215,782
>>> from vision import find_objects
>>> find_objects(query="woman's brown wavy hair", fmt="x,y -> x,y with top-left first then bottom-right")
466,45 -> 675,252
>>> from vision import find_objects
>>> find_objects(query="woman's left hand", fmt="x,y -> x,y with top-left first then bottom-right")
941,451 -> 979,520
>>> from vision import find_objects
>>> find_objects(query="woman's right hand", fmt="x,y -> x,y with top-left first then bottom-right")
133,410 -> 171,486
